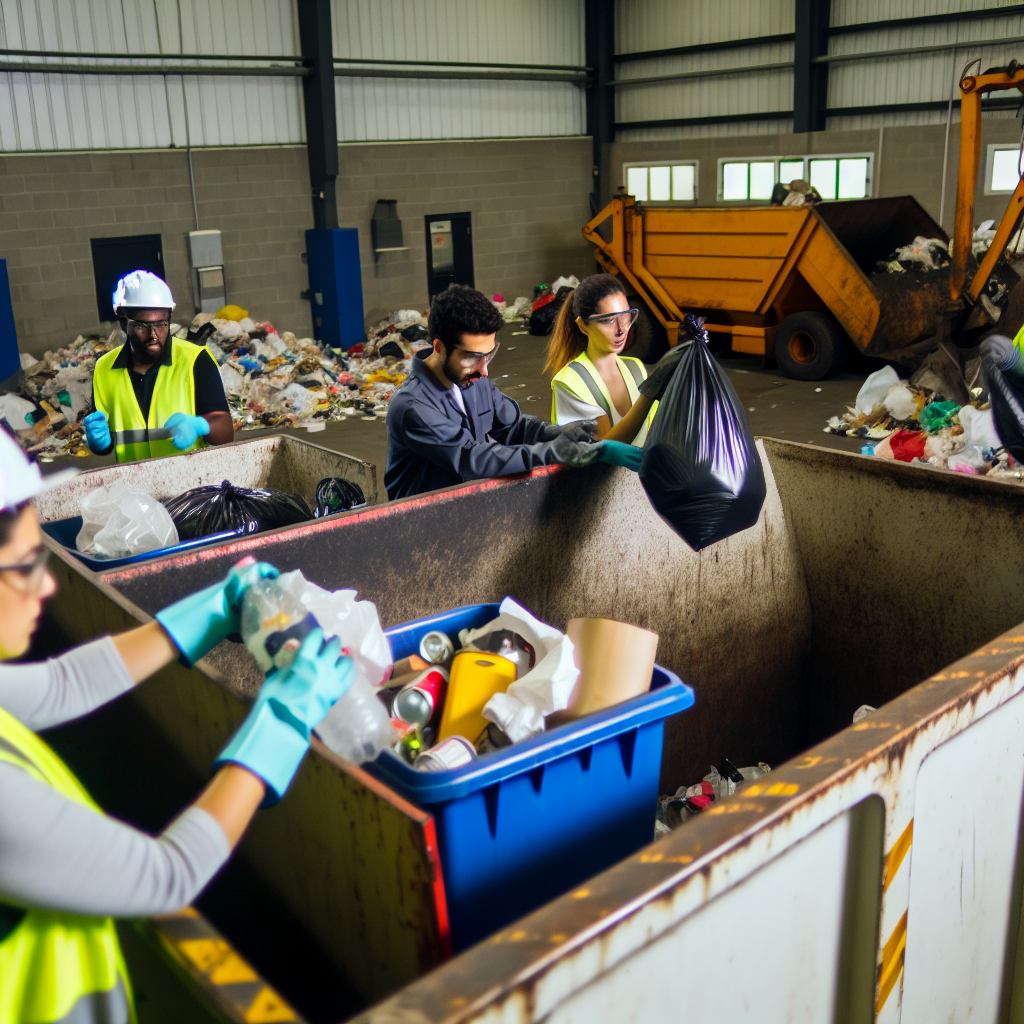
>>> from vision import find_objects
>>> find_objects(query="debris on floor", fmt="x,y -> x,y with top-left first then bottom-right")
824,361 -> 1024,479
655,758 -> 772,837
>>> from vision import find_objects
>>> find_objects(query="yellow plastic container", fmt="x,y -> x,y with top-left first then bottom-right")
437,651 -> 517,744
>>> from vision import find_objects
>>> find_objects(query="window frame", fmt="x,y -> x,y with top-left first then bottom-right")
985,144 -> 1023,195
621,160 -> 699,204
716,152 -> 874,203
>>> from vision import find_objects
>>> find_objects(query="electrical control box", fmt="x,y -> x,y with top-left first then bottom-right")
187,229 -> 226,314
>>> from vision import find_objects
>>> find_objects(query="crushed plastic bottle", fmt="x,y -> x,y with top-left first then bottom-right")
240,576 -> 396,763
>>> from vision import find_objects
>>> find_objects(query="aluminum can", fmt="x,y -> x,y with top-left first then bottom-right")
419,630 -> 455,666
394,668 -> 448,727
414,735 -> 477,772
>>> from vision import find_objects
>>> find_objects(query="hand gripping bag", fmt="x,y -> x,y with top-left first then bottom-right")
639,317 -> 767,550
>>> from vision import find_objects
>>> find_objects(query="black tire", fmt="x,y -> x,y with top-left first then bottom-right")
626,299 -> 669,363
774,311 -> 850,381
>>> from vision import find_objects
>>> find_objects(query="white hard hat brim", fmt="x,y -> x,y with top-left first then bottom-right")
6,465 -> 79,511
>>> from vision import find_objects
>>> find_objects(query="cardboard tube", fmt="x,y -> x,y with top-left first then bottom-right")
558,618 -> 659,720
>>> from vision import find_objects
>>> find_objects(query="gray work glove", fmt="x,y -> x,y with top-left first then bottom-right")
549,432 -> 602,468
980,334 -> 1018,371
638,345 -> 686,402
543,419 -> 598,443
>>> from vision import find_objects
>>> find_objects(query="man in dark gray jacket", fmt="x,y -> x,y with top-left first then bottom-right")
385,285 -> 634,500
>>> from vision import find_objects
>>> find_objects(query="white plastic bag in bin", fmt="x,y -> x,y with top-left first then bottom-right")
76,482 -> 178,559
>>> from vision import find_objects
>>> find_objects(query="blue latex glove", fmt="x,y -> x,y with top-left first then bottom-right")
164,411 -> 211,450
214,628 -> 355,805
83,410 -> 111,453
596,439 -> 643,472
155,558 -> 280,666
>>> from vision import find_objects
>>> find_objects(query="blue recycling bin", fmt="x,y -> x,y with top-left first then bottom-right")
368,603 -> 695,951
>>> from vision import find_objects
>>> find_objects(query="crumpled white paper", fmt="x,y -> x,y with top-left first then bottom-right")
472,597 -> 580,743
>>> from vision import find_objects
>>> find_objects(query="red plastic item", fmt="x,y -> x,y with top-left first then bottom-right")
888,429 -> 928,462
531,293 -> 556,312
348,343 -> 364,355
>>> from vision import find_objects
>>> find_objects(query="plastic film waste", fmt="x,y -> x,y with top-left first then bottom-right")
164,480 -> 312,540
983,356 -> 1024,461
76,482 -> 178,559
638,317 -> 767,550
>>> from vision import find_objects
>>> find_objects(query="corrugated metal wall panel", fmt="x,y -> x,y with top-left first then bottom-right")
0,0 -> 303,151
331,0 -> 586,141
613,0 -> 793,140
827,1 -> 1024,129
615,0 -> 793,54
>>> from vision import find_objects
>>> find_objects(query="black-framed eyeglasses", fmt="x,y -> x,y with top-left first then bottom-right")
587,309 -> 639,329
0,547 -> 51,594
127,318 -> 171,335
452,341 -> 500,368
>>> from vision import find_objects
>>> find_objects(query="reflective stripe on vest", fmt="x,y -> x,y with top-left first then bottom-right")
0,706 -> 133,1024
551,353 -> 657,445
92,339 -> 208,463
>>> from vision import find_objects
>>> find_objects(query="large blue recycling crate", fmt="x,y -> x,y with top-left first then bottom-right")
368,603 -> 695,951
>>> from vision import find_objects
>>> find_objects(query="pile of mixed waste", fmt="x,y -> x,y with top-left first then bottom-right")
824,358 -> 1023,479
1,283 -> 577,460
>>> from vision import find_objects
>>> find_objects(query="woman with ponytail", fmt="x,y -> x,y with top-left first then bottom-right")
545,274 -> 681,446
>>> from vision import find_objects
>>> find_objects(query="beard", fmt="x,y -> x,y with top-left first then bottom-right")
129,332 -> 167,365
444,353 -> 484,390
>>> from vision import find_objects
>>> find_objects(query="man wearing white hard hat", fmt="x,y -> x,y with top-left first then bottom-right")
84,270 -> 233,462
0,430 -> 353,1022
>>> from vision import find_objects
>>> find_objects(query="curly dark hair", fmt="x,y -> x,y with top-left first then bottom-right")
428,284 -> 504,353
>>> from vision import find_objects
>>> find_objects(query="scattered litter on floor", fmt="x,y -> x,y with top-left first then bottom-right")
655,758 -> 772,836
823,360 -> 1024,479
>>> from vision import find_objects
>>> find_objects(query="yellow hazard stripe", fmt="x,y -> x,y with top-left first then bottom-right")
883,819 -> 913,893
149,907 -> 300,1023
876,910 -> 908,1014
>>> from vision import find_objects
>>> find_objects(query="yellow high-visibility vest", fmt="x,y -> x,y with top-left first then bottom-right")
0,705 -> 133,1024
550,350 -> 658,446
92,339 -> 209,463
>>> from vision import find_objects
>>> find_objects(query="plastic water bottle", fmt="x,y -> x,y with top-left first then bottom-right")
240,578 -> 396,763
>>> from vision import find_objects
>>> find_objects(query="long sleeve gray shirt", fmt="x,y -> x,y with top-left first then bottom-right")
0,638 -> 230,917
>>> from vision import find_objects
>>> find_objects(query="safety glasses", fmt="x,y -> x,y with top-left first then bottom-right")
452,341 -> 500,369
587,308 -> 639,330
0,547 -> 51,594
127,318 -> 171,336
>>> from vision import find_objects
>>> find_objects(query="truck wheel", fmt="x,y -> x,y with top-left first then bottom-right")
774,312 -> 849,380
627,300 -> 669,363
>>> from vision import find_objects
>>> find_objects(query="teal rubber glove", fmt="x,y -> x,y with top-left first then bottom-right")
164,411 -> 211,450
83,410 -> 111,453
155,558 -> 280,666
596,439 -> 643,472
214,628 -> 355,805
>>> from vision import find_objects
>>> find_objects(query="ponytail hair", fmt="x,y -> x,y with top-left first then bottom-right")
543,273 -> 627,375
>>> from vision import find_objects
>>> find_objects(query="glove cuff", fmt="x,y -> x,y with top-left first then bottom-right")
155,581 -> 232,667
213,700 -> 310,807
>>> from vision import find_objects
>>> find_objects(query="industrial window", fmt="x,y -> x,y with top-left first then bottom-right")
717,154 -> 873,201
986,145 -> 1022,194
623,162 -> 698,202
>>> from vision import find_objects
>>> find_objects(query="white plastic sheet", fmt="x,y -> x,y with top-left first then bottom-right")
76,482 -> 178,559
854,365 -> 901,414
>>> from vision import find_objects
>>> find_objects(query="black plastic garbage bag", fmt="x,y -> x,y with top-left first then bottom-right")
164,480 -> 313,540
314,477 -> 366,517
529,286 -> 573,336
984,356 -> 1024,461
639,317 -> 766,550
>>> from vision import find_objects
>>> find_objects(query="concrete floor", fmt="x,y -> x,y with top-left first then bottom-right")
42,326 -> 870,481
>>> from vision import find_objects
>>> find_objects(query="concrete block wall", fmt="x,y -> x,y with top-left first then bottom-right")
607,118 -> 1023,234
0,137 -> 594,358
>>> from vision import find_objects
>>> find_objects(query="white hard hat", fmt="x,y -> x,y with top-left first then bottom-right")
0,429 -> 76,514
112,270 -> 175,314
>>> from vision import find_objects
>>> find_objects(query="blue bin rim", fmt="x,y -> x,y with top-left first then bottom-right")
41,516 -> 239,572
367,604 -> 694,804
